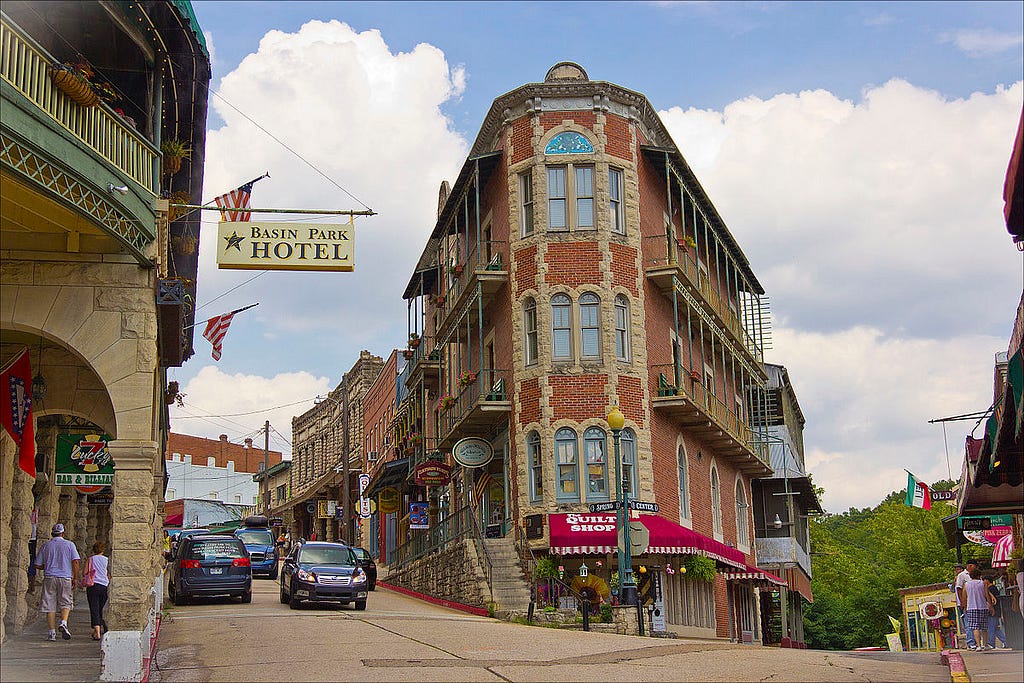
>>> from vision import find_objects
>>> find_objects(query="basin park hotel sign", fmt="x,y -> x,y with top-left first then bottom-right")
217,220 -> 355,272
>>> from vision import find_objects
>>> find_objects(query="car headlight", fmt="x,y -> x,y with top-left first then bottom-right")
297,569 -> 316,582
353,568 -> 366,583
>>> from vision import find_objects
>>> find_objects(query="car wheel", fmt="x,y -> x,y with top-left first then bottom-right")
279,580 -> 288,604
354,600 -> 366,611
288,583 -> 301,609
240,591 -> 252,604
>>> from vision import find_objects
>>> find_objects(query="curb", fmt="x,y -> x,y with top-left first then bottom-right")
940,649 -> 970,683
377,581 -> 490,617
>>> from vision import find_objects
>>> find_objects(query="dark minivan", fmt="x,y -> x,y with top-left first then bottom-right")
167,534 -> 252,605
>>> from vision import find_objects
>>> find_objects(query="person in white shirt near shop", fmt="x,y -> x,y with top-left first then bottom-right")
34,523 -> 80,641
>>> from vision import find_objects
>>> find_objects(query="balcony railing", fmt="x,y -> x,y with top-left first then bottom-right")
643,234 -> 763,364
651,363 -> 769,471
435,240 -> 508,342
437,368 -> 512,448
1,15 -> 158,192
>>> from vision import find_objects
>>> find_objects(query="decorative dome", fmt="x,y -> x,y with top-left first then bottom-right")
544,62 -> 588,82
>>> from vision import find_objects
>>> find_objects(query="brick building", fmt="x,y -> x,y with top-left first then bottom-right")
381,62 -> 788,641
165,432 -> 283,474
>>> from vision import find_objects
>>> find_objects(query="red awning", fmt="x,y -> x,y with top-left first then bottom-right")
164,513 -> 184,527
548,512 -> 745,568
723,563 -> 787,587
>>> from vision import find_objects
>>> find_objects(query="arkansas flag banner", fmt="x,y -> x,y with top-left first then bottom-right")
904,470 -> 931,510
0,349 -> 36,477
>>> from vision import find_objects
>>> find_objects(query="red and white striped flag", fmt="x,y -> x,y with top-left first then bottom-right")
214,180 -> 255,222
202,313 -> 235,361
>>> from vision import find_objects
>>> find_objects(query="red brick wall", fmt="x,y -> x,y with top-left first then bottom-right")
609,243 -> 639,297
540,111 -> 596,134
605,114 -> 632,161
510,116 -> 533,165
514,244 -> 538,296
544,242 -> 602,288
363,350 -> 398,477
165,433 -> 282,473
549,375 -> 608,422
616,375 -> 644,428
715,576 -> 730,638
520,376 -> 540,425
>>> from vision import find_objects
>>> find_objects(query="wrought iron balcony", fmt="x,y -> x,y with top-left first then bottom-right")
436,368 -> 512,450
434,241 -> 508,344
404,337 -> 440,392
650,363 -> 770,474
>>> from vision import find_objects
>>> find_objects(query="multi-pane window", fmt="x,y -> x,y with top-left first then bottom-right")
520,172 -> 534,236
528,431 -> 542,502
575,166 -> 594,229
677,445 -> 691,520
621,428 -> 638,497
583,427 -> 608,500
614,295 -> 630,361
735,479 -> 749,548
548,167 -> 567,231
710,464 -> 722,538
524,298 -> 538,366
555,428 -> 578,501
609,168 -> 624,234
551,294 -> 573,360
579,292 -> 601,358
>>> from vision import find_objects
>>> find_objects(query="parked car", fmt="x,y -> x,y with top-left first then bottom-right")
280,542 -> 368,610
167,534 -> 252,605
348,546 -> 377,591
168,528 -> 209,560
234,516 -> 279,579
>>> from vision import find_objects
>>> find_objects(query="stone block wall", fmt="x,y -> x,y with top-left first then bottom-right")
385,539 -> 488,608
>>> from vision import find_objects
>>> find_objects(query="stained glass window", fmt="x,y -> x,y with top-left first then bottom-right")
545,131 -> 594,155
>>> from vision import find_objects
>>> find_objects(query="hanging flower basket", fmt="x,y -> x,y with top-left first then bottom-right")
49,64 -> 99,107
409,336 -> 421,349
170,234 -> 197,255
402,349 -> 414,360
458,371 -> 477,387
449,264 -> 463,277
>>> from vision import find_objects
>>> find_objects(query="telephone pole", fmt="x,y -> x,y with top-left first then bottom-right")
263,420 -> 270,515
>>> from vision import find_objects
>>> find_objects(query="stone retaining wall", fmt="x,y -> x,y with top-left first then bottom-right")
384,539 -> 489,609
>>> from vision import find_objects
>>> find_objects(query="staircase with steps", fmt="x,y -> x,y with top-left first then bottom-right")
481,536 -> 531,613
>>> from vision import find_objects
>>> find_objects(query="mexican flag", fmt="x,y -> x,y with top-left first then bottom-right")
904,471 -> 931,510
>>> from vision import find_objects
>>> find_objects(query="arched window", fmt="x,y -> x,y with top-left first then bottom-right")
551,294 -> 572,360
555,428 -> 579,501
710,464 -> 722,539
523,298 -> 538,366
735,479 -> 749,549
545,131 -> 594,155
677,445 -> 690,521
527,431 -> 542,503
621,429 -> 638,497
614,295 -> 630,361
579,292 -> 601,358
583,427 -> 608,500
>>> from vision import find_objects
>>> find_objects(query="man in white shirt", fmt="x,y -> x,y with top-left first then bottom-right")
955,560 -> 979,649
35,523 -> 80,641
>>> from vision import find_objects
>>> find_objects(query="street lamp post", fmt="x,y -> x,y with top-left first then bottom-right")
608,407 -> 637,607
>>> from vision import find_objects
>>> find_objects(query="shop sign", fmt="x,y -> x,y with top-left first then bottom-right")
87,489 -> 114,506
629,500 -> 659,513
359,497 -> 371,518
358,473 -> 370,495
930,490 -> 956,502
378,487 -> 400,514
317,499 -> 337,519
414,461 -> 453,487
452,437 -> 493,468
55,434 -> 115,486
216,221 -> 354,272
409,501 -> 428,529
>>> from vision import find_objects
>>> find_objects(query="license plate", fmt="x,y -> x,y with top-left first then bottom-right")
210,567 -> 223,574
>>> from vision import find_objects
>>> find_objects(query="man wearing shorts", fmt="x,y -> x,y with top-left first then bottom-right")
35,523 -> 80,641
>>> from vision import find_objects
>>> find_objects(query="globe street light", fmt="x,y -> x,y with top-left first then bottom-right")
607,406 -> 637,607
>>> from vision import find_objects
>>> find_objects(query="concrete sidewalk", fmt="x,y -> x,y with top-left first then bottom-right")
0,590 -> 102,683
943,648 -> 1023,683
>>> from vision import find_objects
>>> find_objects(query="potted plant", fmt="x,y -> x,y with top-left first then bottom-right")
434,294 -> 446,306
161,139 -> 192,176
166,190 -> 192,222
402,349 -> 414,360
408,332 -> 420,349
437,394 -> 456,412
49,61 -> 99,107
677,234 -> 697,251
449,263 -> 463,277
689,369 -> 701,381
458,370 -> 477,387
170,233 -> 197,255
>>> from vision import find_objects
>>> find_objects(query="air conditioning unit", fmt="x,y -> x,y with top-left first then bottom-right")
919,601 -> 943,619
367,451 -> 377,463
383,435 -> 391,446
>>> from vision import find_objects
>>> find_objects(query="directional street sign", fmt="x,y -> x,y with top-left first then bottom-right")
589,501 -> 621,513
629,500 -> 659,513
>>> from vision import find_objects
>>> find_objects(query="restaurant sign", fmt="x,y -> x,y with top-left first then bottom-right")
414,461 -> 453,487
378,487 -> 400,514
55,434 -> 115,486
452,437 -> 494,468
217,221 -> 354,272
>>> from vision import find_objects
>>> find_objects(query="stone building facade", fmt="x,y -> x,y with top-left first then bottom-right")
285,350 -> 384,544
0,2 -> 210,676
390,62 -> 785,642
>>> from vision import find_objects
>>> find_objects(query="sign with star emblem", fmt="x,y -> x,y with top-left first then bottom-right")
216,219 -> 355,272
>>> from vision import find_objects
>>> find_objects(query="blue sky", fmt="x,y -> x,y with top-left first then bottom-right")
173,1 -> 1024,512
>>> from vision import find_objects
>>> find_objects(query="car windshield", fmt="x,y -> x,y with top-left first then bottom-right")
187,539 -> 245,560
351,548 -> 369,561
299,545 -> 354,566
236,529 -> 274,545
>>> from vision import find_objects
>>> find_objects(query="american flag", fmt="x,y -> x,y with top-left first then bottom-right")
214,181 -> 255,222
202,313 -> 235,361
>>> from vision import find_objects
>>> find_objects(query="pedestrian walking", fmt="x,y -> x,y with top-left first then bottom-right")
959,566 -> 990,651
82,541 -> 110,640
1017,558 -> 1024,616
984,575 -> 1008,649
34,523 -> 80,641
954,560 -> 979,649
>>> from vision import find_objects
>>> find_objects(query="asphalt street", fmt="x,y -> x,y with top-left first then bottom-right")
150,578 -> 953,682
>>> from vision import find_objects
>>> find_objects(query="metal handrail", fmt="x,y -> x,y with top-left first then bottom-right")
466,506 -> 494,602
440,239 -> 508,314
438,367 -> 510,435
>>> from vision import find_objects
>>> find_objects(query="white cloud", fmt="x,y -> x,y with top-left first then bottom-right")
660,81 -> 1023,511
940,29 -> 1024,58
169,366 -> 332,456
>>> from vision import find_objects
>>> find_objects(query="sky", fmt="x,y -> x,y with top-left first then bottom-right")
170,1 -> 1024,514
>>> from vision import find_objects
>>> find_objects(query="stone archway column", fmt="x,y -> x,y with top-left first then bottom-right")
34,425 -> 59,542
74,492 -> 89,557
4,467 -> 34,633
106,439 -> 160,632
0,437 -> 15,641
57,490 -> 74,537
